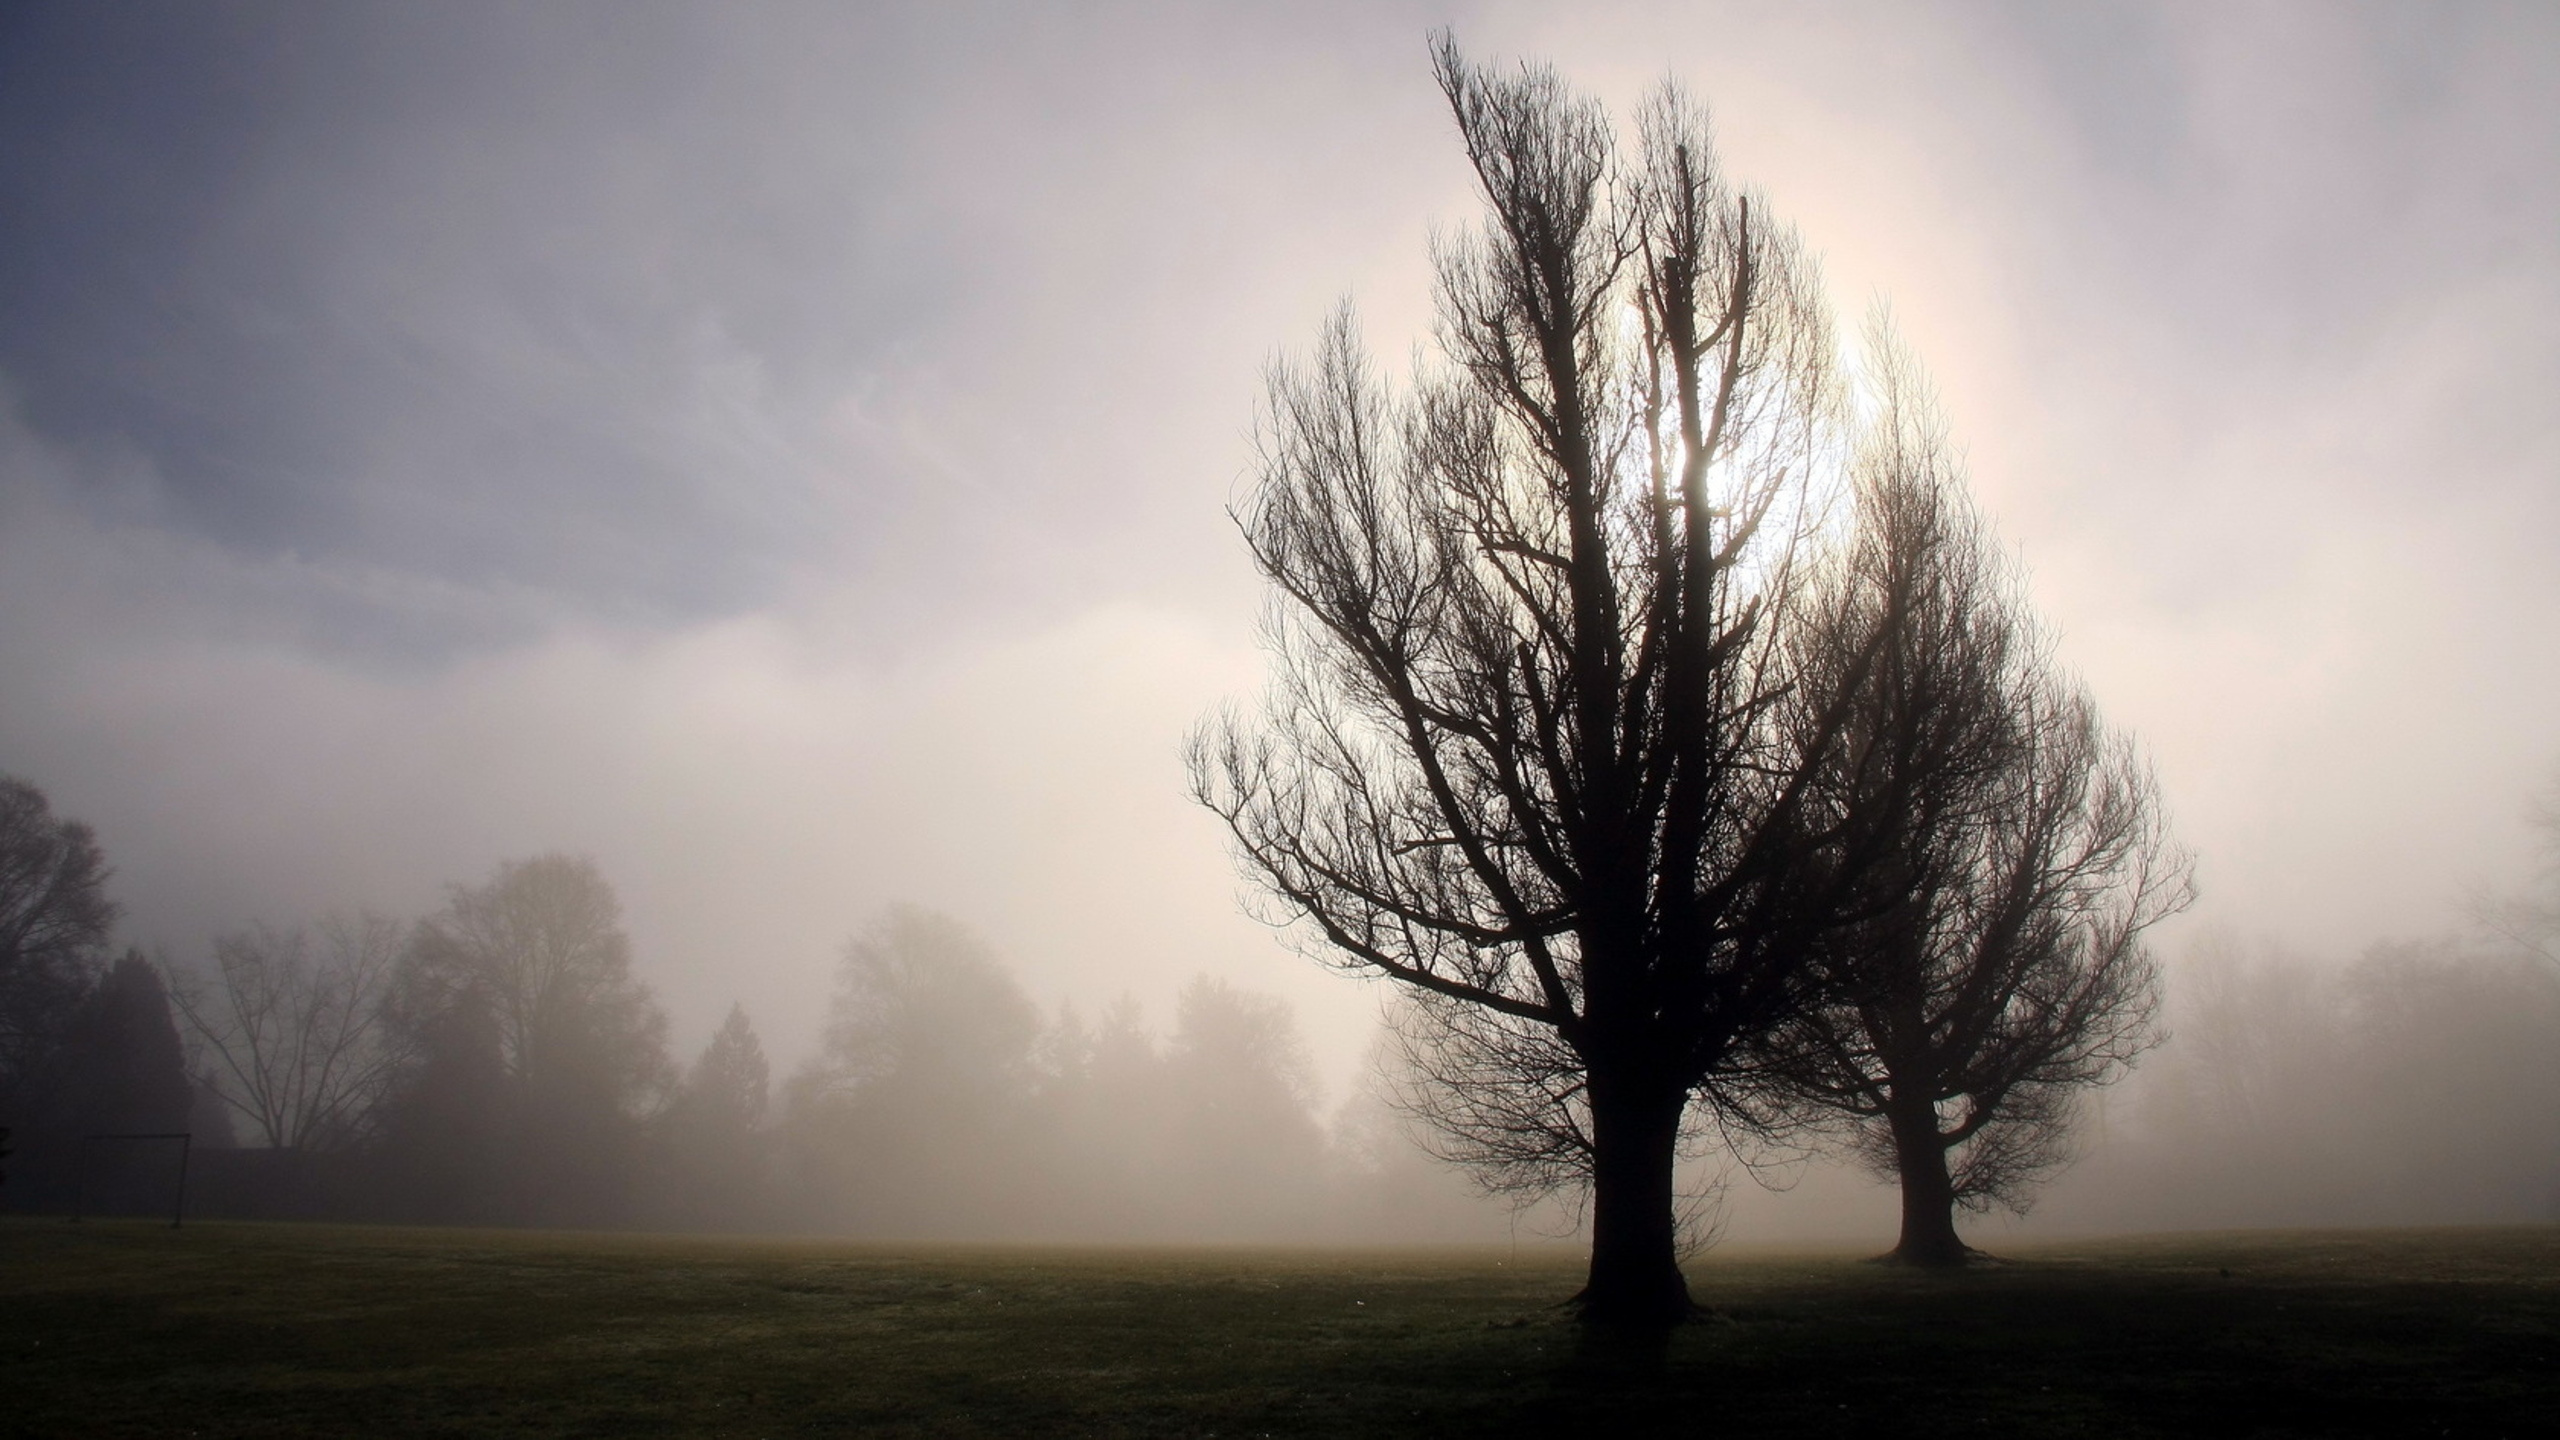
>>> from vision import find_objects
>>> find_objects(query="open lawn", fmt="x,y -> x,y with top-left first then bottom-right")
3,1219 -> 2556,1437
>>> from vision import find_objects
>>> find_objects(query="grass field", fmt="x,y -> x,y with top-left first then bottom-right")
4,1218 -> 2556,1437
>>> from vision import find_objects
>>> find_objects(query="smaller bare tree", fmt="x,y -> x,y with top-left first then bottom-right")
172,911 -> 410,1151
2473,769 -> 2560,977
1755,336 -> 2192,1266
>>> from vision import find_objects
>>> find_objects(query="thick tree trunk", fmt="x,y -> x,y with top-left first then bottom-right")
1577,1078 -> 1695,1327
1885,1093 -> 1970,1267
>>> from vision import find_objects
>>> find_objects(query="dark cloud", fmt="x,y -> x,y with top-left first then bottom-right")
2,5 -> 941,639
0,2 -> 1451,659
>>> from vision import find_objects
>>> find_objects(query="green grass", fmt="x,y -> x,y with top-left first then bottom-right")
4,1219 -> 2556,1437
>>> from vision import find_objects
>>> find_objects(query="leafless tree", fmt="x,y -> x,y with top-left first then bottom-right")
1381,988 -> 1594,1205
384,854 -> 672,1223
0,773 -> 115,1094
400,853 -> 670,1110
1194,37 -> 1917,1325
1162,977 -> 1327,1237
169,912 -> 409,1151
2473,769 -> 2560,976
802,907 -> 1040,1105
1751,337 -> 2192,1265
783,907 -> 1041,1235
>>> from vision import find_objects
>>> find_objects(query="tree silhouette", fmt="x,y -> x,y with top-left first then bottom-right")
2475,769 -> 2560,977
684,1003 -> 771,1135
0,773 -> 115,1099
1162,978 -> 1325,1237
61,951 -> 193,1137
402,855 -> 669,1105
1752,335 -> 2190,1265
784,908 -> 1039,1234
388,855 -> 671,1223
660,1003 -> 772,1227
1197,37 -> 1915,1325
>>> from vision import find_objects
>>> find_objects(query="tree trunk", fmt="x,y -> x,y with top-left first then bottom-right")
1577,1077 -> 1695,1327
1886,1093 -> 1969,1267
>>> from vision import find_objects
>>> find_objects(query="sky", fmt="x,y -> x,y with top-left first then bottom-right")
2,0 -> 2554,1100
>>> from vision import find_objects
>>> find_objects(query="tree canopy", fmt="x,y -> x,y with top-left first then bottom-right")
1198,37 -> 1911,1325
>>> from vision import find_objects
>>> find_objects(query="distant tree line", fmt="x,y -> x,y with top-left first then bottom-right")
0,780 -> 1478,1237
5,746 -> 2557,1249
1,775 -> 215,1212
2047,792 -> 2560,1233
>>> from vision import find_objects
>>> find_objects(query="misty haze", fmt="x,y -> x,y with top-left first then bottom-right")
4,3 -> 2557,1435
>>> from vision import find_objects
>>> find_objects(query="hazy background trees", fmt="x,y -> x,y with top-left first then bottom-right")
1162,979 -> 1330,1235
0,775 -> 215,1210
2034,788 -> 2560,1236
775,909 -> 1363,1242
57,951 -> 198,1141
656,1003 -> 773,1229
781,907 -> 1042,1235
5,747 -> 2553,1243
1028,996 -> 1167,1232
373,854 -> 672,1225
0,785 -> 1484,1239
0,773 -> 115,1111
2038,930 -> 2560,1233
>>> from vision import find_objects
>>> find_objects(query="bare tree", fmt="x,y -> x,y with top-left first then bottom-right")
782,908 -> 1041,1234
400,853 -> 670,1110
1753,338 -> 2192,1265
169,912 -> 409,1151
2474,768 -> 2560,976
1381,987 -> 1596,1206
0,773 -> 115,1094
381,855 -> 672,1224
1195,38 -> 1912,1325
1161,977 -> 1327,1237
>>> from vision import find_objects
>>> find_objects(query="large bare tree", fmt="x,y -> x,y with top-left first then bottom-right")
1754,337 -> 2192,1265
170,912 -> 410,1151
1195,39 -> 1913,1325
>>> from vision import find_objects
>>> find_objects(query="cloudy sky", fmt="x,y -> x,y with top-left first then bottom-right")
2,0 -> 2553,1090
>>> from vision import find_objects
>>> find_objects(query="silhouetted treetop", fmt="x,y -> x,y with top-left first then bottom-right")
1197,34 -> 1912,1327
0,773 -> 116,1091
402,853 -> 670,1112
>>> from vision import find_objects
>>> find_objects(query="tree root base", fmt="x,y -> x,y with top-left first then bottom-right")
1869,1243 -> 2000,1270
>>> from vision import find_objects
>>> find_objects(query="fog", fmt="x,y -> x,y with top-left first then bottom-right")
3,2 -> 2556,1244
